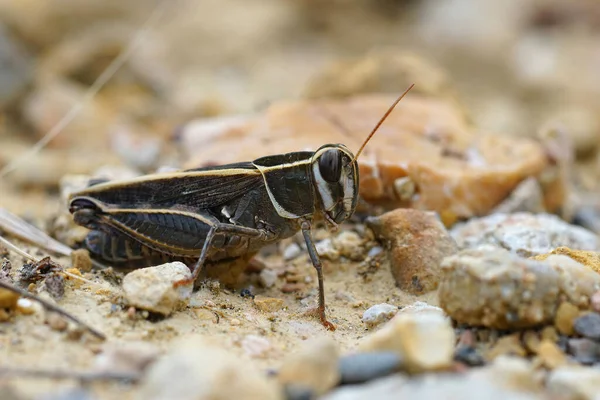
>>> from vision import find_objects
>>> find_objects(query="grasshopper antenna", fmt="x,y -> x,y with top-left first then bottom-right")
352,83 -> 415,162
0,0 -> 171,179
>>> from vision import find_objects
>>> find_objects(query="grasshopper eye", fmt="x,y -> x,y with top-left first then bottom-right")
319,149 -> 342,183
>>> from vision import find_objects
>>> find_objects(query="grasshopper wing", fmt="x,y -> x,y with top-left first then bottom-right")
69,162 -> 263,209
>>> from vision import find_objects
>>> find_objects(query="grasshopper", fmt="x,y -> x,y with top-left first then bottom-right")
68,84 -> 414,330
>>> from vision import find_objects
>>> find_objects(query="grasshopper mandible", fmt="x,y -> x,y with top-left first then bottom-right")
68,84 -> 414,330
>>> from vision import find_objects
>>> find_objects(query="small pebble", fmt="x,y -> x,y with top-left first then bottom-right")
278,337 -> 340,395
16,298 -> 35,315
567,338 -> 600,365
260,268 -> 278,288
573,312 -> 600,340
315,239 -> 340,261
254,295 -> 284,313
591,291 -> 600,313
122,262 -> 193,315
241,335 -> 272,359
454,346 -> 485,367
193,308 -> 218,323
284,243 -> 302,261
362,303 -> 398,329
338,352 -> 402,385
554,302 -> 581,336
367,246 -> 383,258
487,335 -> 527,360
70,248 -> 92,273
538,339 -> 568,369
0,288 -> 19,309
46,313 -> 68,332
333,231 -> 364,261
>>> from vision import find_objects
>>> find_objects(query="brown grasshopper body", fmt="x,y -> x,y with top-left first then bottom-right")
69,85 -> 414,330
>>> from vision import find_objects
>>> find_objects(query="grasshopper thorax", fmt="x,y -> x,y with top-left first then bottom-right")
310,144 -> 359,224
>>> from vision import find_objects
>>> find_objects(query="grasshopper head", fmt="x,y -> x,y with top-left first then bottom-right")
311,144 -> 359,224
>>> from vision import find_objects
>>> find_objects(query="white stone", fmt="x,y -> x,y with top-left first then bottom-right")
362,303 -> 398,329
122,262 -> 193,315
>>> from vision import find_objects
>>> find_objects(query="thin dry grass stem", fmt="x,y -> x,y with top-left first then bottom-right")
0,208 -> 72,256
0,0 -> 172,178
0,367 -> 138,382
0,280 -> 106,340
0,235 -> 37,262
0,235 -> 99,286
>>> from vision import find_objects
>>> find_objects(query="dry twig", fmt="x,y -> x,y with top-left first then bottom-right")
0,280 -> 106,340
0,366 -> 139,382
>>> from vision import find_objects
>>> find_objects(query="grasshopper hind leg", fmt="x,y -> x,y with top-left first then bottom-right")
300,220 -> 336,331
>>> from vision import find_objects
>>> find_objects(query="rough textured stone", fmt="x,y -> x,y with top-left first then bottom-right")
367,209 -> 457,294
439,246 -> 600,329
138,337 -> 283,400
439,246 -> 560,329
362,303 -> 398,329
277,337 -> 340,395
122,262 -> 193,315
451,213 -> 600,257
181,95 -> 555,218
358,310 -> 455,373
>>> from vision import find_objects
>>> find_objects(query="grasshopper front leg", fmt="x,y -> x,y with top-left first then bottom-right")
301,220 -> 335,331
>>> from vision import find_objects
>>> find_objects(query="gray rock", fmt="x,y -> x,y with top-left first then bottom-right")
362,303 -> 398,329
567,338 -> 600,365
574,313 -> 600,341
338,352 -> 402,385
122,262 -> 193,315
451,213 -> 600,257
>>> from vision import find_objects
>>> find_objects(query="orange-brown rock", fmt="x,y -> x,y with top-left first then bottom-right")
366,208 -> 457,294
181,94 -> 555,220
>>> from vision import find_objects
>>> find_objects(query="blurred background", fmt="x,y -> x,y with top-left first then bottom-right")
1,0 -> 600,218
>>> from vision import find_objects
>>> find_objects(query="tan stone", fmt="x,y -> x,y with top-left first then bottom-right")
538,339 -> 568,369
254,296 -> 285,313
0,288 -> 19,309
554,302 -> 581,336
359,311 -> 455,373
278,337 -> 340,395
181,94 -> 554,219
